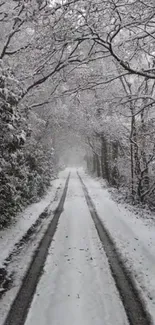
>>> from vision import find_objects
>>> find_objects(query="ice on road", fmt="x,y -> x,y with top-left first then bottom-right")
25,171 -> 128,325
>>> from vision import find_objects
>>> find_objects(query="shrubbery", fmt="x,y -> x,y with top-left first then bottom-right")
0,61 -> 56,228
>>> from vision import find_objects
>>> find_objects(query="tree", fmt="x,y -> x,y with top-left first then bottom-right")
1,0 -> 155,227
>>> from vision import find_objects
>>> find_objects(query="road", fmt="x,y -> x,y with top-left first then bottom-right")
25,171 -> 128,325
4,170 -> 152,325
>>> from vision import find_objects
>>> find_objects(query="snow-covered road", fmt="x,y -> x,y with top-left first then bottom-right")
25,171 -> 129,325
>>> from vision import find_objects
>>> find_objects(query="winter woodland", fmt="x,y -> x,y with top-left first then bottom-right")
1,0 -> 155,227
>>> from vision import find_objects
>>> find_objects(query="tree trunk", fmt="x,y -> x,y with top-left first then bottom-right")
96,153 -> 101,177
140,105 -> 149,198
101,135 -> 110,182
111,141 -> 119,187
130,111 -> 135,200
93,153 -> 97,174
130,103 -> 141,201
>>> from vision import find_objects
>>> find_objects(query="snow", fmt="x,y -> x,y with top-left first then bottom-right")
80,170 -> 155,322
0,170 -> 69,325
25,171 -> 129,325
0,170 -> 67,268
1,168 -> 155,324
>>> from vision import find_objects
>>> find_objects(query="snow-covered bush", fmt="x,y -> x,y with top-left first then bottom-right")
0,61 -> 57,227
0,61 -> 27,226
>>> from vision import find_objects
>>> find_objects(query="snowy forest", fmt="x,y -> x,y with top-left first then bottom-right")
1,0 -> 155,227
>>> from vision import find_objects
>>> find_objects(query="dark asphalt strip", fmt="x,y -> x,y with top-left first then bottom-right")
4,173 -> 70,325
77,172 -> 153,325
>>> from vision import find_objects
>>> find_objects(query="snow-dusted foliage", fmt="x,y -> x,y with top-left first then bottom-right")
0,0 -> 60,227
0,61 -> 27,226
0,61 -> 56,227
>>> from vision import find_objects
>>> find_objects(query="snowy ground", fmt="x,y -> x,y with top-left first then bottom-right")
80,170 -> 155,322
1,168 -> 155,324
25,171 -> 129,325
0,170 -> 68,324
0,170 -> 68,268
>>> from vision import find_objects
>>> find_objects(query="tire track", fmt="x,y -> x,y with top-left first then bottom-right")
3,173 -> 70,325
78,172 -> 153,325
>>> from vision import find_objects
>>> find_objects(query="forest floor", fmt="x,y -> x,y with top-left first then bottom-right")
0,168 -> 155,325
